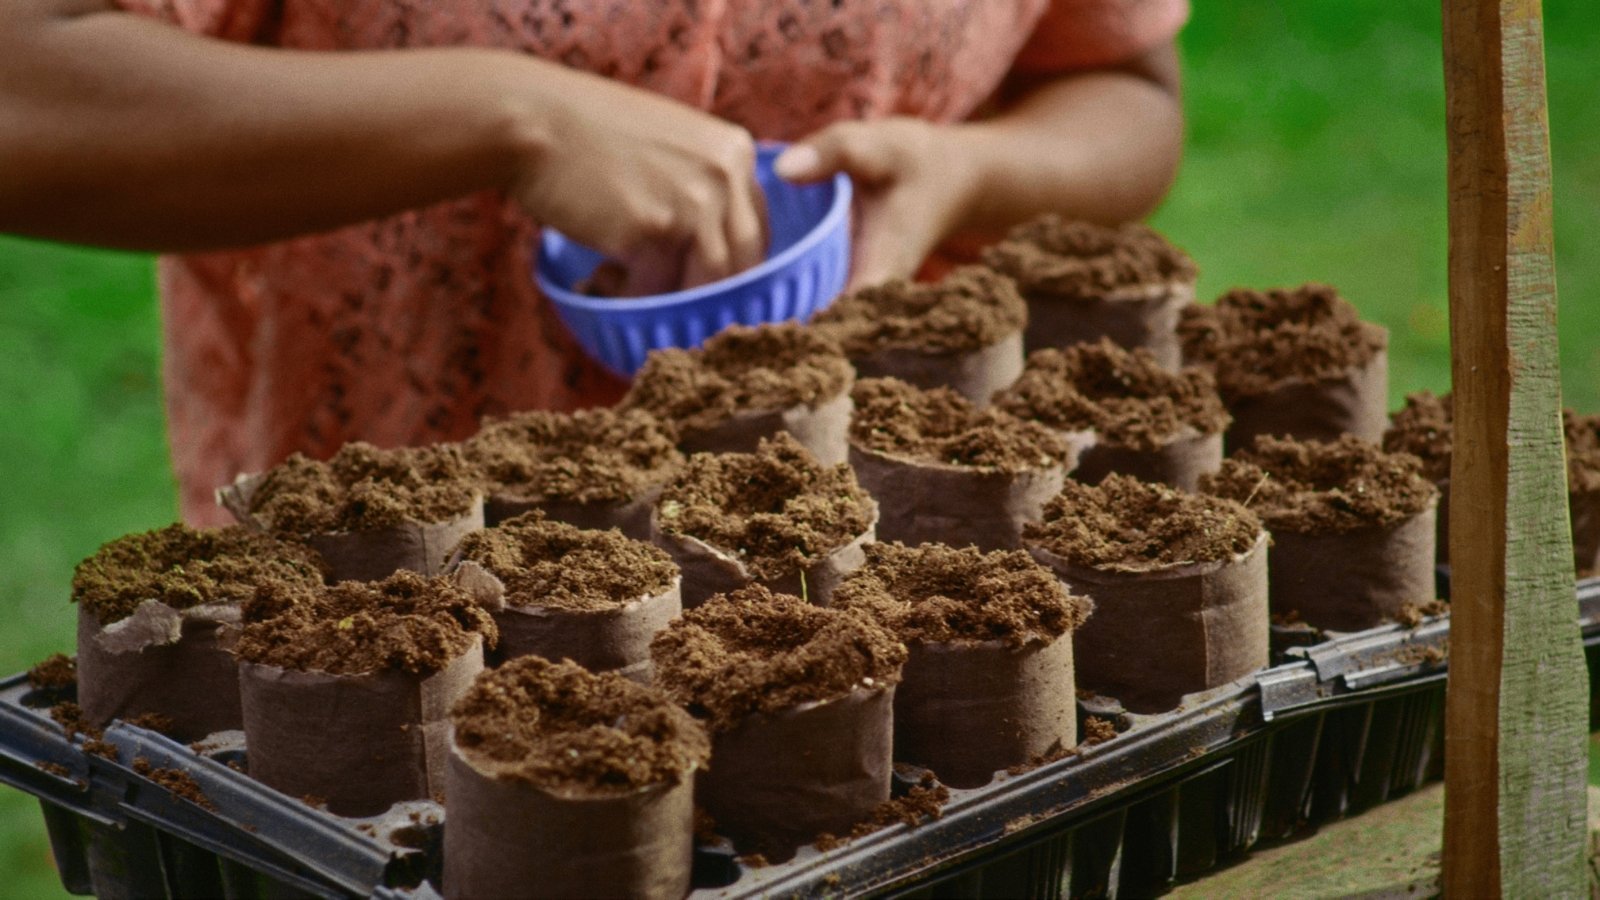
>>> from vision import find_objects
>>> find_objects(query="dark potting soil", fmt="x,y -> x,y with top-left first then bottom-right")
1564,410 -> 1600,494
453,512 -> 677,611
980,215 -> 1197,301
235,572 -> 497,676
650,584 -> 906,733
655,434 -> 874,581
620,323 -> 853,432
248,441 -> 480,534
27,654 -> 76,691
72,524 -> 326,626
132,758 -> 216,811
994,339 -> 1229,450
831,542 -> 1091,648
1177,285 -> 1387,400
811,266 -> 1026,355
850,377 -> 1073,473
1383,391 -> 1453,483
1200,435 -> 1437,534
464,407 -> 681,504
1022,475 -> 1262,570
451,656 -> 709,793
50,701 -> 92,739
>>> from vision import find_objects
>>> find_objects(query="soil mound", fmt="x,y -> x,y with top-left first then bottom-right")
1024,475 -> 1262,569
620,323 -> 853,431
465,408 -> 681,504
248,442 -> 479,533
1383,391 -> 1452,482
1178,285 -> 1387,399
73,524 -> 325,625
454,513 -> 677,611
650,585 -> 905,732
981,215 -> 1197,300
849,377 -> 1072,472
1200,435 -> 1436,534
451,656 -> 709,793
236,571 -> 496,676
812,267 -> 1026,354
832,543 -> 1090,647
655,434 -> 873,580
27,654 -> 76,691
995,339 -> 1228,449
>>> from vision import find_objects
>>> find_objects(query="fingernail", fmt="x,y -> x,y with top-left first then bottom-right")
774,145 -> 820,180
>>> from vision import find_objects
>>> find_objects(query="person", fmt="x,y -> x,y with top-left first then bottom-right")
0,0 -> 1187,525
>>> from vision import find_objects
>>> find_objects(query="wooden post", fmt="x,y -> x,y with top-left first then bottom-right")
1441,0 -> 1589,895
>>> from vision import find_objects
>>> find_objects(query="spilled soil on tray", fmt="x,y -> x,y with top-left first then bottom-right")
453,512 -> 677,611
812,266 -> 1026,355
1200,435 -> 1437,534
1024,475 -> 1262,570
980,215 -> 1197,301
849,377 -> 1072,472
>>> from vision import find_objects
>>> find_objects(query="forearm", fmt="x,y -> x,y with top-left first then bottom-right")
0,1 -> 550,250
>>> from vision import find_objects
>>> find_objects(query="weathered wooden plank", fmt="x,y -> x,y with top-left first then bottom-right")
1441,0 -> 1588,895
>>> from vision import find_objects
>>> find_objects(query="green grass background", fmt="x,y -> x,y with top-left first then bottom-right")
0,2 -> 1594,894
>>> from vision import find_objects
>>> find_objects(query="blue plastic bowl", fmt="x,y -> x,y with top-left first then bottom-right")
535,144 -> 853,378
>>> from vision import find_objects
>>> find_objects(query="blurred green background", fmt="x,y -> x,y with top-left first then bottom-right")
0,2 -> 1595,895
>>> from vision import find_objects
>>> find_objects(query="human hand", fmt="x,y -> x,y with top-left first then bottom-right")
774,118 -> 979,289
511,66 -> 767,294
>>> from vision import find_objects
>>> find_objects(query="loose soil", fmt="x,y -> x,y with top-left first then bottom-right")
235,572 -> 497,676
1565,410 -> 1600,493
125,713 -> 176,734
812,266 -> 1026,355
620,323 -> 853,432
1022,475 -> 1262,570
72,524 -> 326,626
451,656 -> 709,793
980,215 -> 1197,301
1177,285 -> 1387,400
831,543 -> 1091,647
453,512 -> 677,611
850,377 -> 1073,472
132,758 -> 216,811
1383,391 -> 1453,483
813,774 -> 950,849
50,701 -> 93,739
650,585 -> 906,732
1395,599 -> 1449,629
655,433 -> 873,580
995,339 -> 1229,450
248,442 -> 480,534
1200,435 -> 1437,534
27,654 -> 76,691
465,407 -> 681,505
1082,715 -> 1118,745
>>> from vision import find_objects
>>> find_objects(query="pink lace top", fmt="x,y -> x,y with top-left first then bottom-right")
117,0 -> 1188,524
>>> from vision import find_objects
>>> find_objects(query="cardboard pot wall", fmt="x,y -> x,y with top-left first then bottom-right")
849,445 -> 1064,552
1071,428 -> 1224,493
676,390 -> 853,466
75,602 -> 242,742
1268,503 -> 1437,633
1029,533 -> 1269,714
849,331 -> 1024,406
442,743 -> 695,900
239,637 -> 483,818
1022,282 -> 1193,370
484,487 -> 661,541
698,687 -> 894,860
892,636 -> 1077,789
1223,350 -> 1390,451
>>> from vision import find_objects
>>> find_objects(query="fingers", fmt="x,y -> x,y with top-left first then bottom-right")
775,121 -> 900,185
725,168 -> 768,274
847,188 -> 942,290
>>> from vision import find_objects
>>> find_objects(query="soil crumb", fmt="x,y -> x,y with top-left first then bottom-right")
1384,391 -> 1453,483
36,762 -> 71,778
1177,285 -> 1387,400
980,215 -> 1197,301
1199,435 -> 1438,534
465,407 -> 681,505
50,701 -> 93,739
453,512 -> 677,611
655,434 -> 874,580
995,339 -> 1228,450
1082,715 -> 1118,745
1565,410 -> 1600,494
125,713 -> 176,734
650,585 -> 907,732
27,654 -> 76,691
812,266 -> 1026,355
832,542 -> 1091,647
850,377 -> 1073,473
72,524 -> 325,626
1023,475 -> 1262,570
248,441 -> 480,534
1395,599 -> 1449,629
814,775 -> 950,849
236,571 -> 497,676
451,656 -> 709,794
132,758 -> 216,811
620,323 -> 853,432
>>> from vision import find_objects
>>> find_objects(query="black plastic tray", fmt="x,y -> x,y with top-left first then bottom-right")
5,579 -> 1596,899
